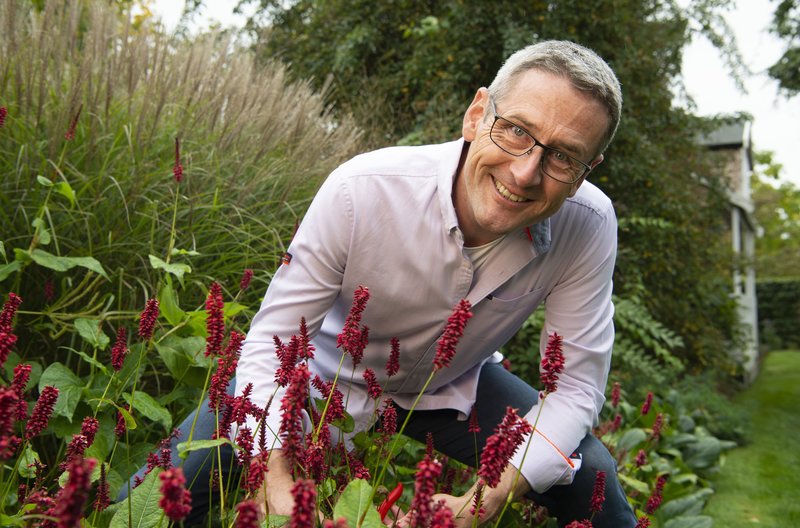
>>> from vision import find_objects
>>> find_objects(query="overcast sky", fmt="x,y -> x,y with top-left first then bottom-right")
148,0 -> 800,186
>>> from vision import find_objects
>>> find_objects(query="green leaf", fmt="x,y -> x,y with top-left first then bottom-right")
148,254 -> 191,284
0,260 -> 21,282
170,248 -> 200,256
616,428 -> 648,452
31,218 -> 51,245
29,249 -> 108,280
54,181 -> 76,207
265,515 -> 290,527
39,362 -> 84,422
124,391 -> 172,432
0,241 -> 5,260
75,318 -> 110,350
333,479 -> 383,528
661,489 -> 715,519
177,438 -> 232,459
223,302 -> 247,318
36,175 -> 53,187
110,468 -> 163,528
158,282 -> 186,327
18,445 -> 41,478
618,473 -> 651,495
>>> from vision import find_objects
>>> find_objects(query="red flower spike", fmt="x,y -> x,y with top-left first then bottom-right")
645,474 -> 668,514
209,331 -> 244,411
540,332 -> 565,394
26,386 -> 59,440
11,364 -> 31,420
44,280 -> 56,302
110,327 -> 128,372
565,521 -> 593,528
590,470 -> 606,514
651,412 -> 664,441
173,137 -> 184,183
337,285 -> 370,366
244,452 -> 269,494
65,104 -> 82,141
48,456 -> 96,526
470,482 -> 486,518
94,462 -> 110,511
204,282 -> 225,357
235,499 -> 260,528
380,399 -> 397,437
363,368 -> 382,399
386,337 -> 400,376
468,404 -> 481,433
635,449 -> 647,468
137,298 -> 159,341
279,363 -> 310,474
641,392 -> 654,416
290,479 -> 317,528
409,453 -> 442,527
0,106 -> 7,128
434,299 -> 472,371
635,516 -> 652,527
0,292 -> 22,330
0,388 -> 21,459
239,268 -> 254,291
115,404 -> 129,438
477,406 -> 532,488
611,382 -> 621,408
159,467 -> 192,522
610,413 -> 622,432
297,317 -> 315,360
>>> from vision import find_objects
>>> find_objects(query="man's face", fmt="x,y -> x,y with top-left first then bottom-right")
454,69 -> 609,247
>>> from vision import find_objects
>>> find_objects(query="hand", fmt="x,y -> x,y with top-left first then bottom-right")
252,450 -> 297,520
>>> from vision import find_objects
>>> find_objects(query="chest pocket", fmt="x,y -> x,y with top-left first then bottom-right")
483,286 -> 546,314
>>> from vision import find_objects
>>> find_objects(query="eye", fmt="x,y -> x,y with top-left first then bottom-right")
511,125 -> 527,138
551,150 -> 568,162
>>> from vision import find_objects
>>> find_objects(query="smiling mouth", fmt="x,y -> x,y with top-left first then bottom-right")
493,177 -> 530,203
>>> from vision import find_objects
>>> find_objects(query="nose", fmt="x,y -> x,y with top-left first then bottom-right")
508,146 -> 544,187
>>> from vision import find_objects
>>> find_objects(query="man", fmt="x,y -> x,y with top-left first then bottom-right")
124,40 -> 634,527
236,39 -> 634,527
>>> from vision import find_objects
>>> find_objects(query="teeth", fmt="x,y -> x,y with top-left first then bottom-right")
494,178 -> 528,203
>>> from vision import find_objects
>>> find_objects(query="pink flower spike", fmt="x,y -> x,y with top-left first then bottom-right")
297,317 -> 315,360
0,106 -> 7,128
173,137 -> 184,183
635,516 -> 652,527
65,104 -> 82,141
363,368 -> 382,399
239,268 -> 254,290
279,363 -> 310,473
26,386 -> 59,440
645,474 -> 668,514
590,470 -> 606,513
204,282 -> 225,357
409,453 -> 442,527
611,382 -> 621,408
48,456 -> 96,525
94,462 -> 111,511
337,285 -> 370,366
290,479 -> 317,528
468,405 -> 481,433
235,499 -> 260,528
477,407 -> 532,488
159,467 -> 192,521
0,292 -> 22,330
540,332 -> 565,394
651,413 -> 664,440
386,336 -> 400,377
641,392 -> 654,415
137,298 -> 159,341
0,388 -> 21,459
111,327 -> 128,371
11,364 -> 31,420
433,299 -> 472,371
635,449 -> 647,468
432,499 -> 456,527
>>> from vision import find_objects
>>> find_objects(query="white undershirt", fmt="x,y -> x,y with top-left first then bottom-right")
463,235 -> 506,271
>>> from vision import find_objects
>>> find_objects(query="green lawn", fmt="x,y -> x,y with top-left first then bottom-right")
703,350 -> 800,526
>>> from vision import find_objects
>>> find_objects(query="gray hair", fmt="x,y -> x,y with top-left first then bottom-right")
488,40 -> 623,155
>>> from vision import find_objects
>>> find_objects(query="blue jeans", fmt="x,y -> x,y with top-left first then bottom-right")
120,363 -> 636,527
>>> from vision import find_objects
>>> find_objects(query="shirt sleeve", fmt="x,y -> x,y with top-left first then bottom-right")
233,169 -> 353,446
509,198 -> 617,493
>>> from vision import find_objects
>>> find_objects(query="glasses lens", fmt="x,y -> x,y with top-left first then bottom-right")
491,118 -> 533,155
542,151 -> 582,183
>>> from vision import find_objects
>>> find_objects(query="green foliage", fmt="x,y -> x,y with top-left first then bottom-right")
768,0 -> 800,95
757,279 -> 800,349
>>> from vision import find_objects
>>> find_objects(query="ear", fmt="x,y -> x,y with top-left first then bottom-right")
462,87 -> 490,142
568,154 -> 603,197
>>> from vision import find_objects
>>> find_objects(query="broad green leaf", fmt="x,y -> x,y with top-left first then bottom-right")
85,416 -> 116,461
32,218 -> 51,245
616,428 -> 648,452
223,302 -> 247,318
170,248 -> 200,256
109,468 -> 163,528
158,282 -> 186,327
661,489 -> 714,518
0,241 -> 5,260
0,260 -> 21,282
54,181 -> 76,207
148,254 -> 191,284
266,515 -> 290,527
618,473 -> 651,495
333,479 -> 383,528
39,362 -> 83,422
29,249 -> 108,280
75,318 -> 111,350
124,391 -> 172,431
18,445 -> 41,478
36,175 -> 54,187
177,438 -> 232,459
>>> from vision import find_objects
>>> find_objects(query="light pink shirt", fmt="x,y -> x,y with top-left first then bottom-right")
236,138 -> 616,493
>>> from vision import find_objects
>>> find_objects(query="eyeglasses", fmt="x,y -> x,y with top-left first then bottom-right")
488,99 -> 592,184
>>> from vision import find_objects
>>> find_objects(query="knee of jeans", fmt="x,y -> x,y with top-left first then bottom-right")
577,435 -> 617,474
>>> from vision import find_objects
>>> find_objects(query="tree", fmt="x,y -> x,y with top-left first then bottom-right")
768,0 -> 800,95
751,151 -> 800,278
240,0 -> 746,371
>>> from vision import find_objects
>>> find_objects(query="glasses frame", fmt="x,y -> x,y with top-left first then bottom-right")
487,98 -> 592,184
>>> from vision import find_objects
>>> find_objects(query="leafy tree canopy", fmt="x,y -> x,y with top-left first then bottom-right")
768,0 -> 800,95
